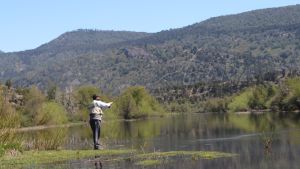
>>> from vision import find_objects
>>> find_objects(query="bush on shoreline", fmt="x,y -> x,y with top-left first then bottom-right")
227,84 -> 277,112
35,102 -> 68,125
109,86 -> 166,119
205,77 -> 300,113
271,78 -> 300,111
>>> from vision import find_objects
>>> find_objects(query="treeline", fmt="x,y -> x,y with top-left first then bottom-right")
152,80 -> 256,103
165,77 -> 300,113
227,77 -> 300,112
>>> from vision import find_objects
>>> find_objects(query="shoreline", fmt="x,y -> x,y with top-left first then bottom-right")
14,111 -> 297,132
15,122 -> 86,132
15,115 -> 171,132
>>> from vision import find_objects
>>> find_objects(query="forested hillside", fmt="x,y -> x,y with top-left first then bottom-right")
1,5 -> 300,94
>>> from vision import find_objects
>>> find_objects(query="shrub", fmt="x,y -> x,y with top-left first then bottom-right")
228,84 -> 278,112
228,88 -> 253,112
35,101 -> 68,125
112,86 -> 165,119
115,92 -> 138,119
248,85 -> 277,109
271,77 -> 300,111
22,86 -> 45,126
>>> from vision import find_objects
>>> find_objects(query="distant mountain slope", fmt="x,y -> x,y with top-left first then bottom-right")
36,30 -> 150,53
197,5 -> 300,31
1,4 -> 300,93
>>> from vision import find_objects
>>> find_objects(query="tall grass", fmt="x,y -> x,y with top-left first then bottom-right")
0,86 -> 22,156
24,128 -> 67,150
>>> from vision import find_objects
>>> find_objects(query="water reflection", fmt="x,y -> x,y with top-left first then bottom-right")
94,156 -> 102,169
21,112 -> 300,169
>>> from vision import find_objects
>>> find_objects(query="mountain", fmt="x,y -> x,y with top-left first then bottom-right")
1,5 -> 300,93
35,29 -> 150,53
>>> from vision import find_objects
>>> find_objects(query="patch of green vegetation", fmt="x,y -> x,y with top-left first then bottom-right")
0,143 -> 23,157
108,86 -> 166,119
132,150 -> 236,167
227,84 -> 278,112
135,159 -> 162,166
0,86 -> 22,157
226,77 -> 300,112
0,149 -> 136,167
136,151 -> 236,160
272,77 -> 300,111
228,88 -> 254,112
35,102 -> 68,125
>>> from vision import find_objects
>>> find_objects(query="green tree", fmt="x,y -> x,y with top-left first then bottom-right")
35,102 -> 68,125
22,86 -> 45,126
116,92 -> 138,119
113,86 -> 165,119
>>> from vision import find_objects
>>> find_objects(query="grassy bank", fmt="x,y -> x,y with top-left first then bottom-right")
0,149 -> 236,168
0,149 -> 135,168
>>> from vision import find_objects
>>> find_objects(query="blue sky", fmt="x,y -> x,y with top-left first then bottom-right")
1,0 -> 299,52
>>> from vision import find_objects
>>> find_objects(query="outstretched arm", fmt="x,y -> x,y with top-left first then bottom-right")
94,100 -> 113,108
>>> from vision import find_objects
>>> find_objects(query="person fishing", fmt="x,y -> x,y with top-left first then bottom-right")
89,94 -> 113,150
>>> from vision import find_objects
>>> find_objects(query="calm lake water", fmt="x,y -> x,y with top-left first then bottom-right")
23,112 -> 300,169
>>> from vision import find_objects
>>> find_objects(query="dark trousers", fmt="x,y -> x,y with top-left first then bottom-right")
89,119 -> 101,149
